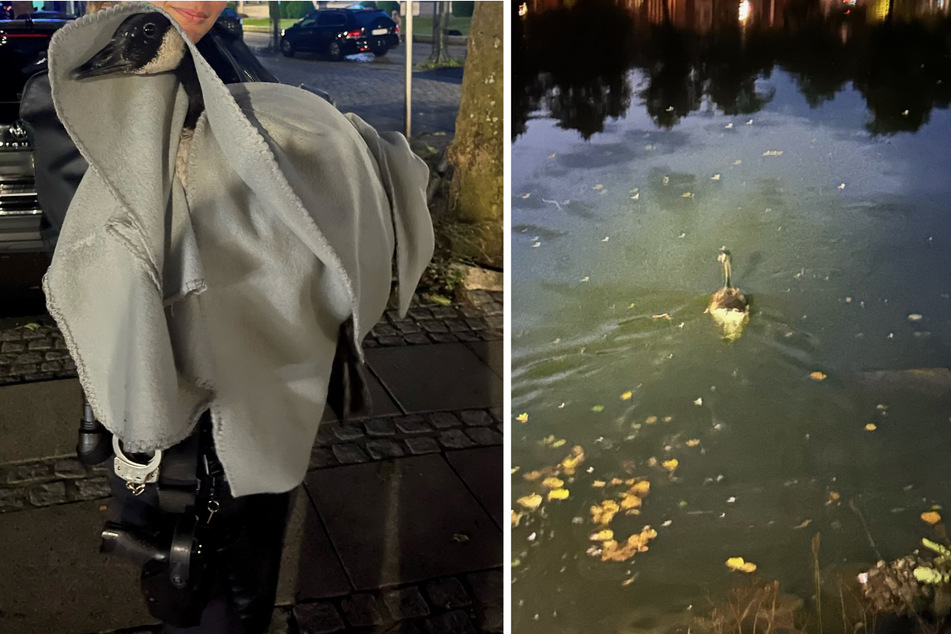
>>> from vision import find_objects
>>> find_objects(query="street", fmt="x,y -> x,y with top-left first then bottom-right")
244,32 -> 466,135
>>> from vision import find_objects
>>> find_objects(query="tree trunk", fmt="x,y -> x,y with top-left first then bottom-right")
446,1 -> 503,268
269,1 -> 281,51
428,1 -> 452,65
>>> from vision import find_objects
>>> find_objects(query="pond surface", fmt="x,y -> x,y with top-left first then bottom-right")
511,4 -> 951,633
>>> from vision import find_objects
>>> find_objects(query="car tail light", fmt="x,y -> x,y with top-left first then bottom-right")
395,25 -> 399,34
345,29 -> 362,38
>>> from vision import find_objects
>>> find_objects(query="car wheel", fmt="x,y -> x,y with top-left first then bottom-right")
280,38 -> 295,57
328,40 -> 343,61
372,48 -> 388,57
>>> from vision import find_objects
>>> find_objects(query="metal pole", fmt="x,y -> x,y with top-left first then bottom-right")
405,0 -> 413,138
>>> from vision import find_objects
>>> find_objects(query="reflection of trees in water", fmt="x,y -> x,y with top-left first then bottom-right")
513,1 -> 951,139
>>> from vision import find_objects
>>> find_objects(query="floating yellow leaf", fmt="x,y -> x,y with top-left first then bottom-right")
826,491 -> 840,506
629,480 -> 651,496
621,391 -> 633,401
600,527 -> 658,562
685,439 -> 700,447
620,493 -> 643,510
793,519 -> 812,530
591,500 -> 620,525
809,371 -> 827,381
645,415 -> 658,425
548,488 -> 570,501
552,439 -> 567,448
523,470 -> 543,481
622,576 -> 637,586
652,313 -> 672,320
521,193 -> 531,199
591,529 -> 614,541
561,446 -> 586,475
593,184 -> 604,190
922,511 -> 942,526
726,557 -> 758,573
591,405 -> 605,412
511,510 -> 524,527
865,423 -> 877,431
610,477 -> 624,485
517,493 -> 543,510
21,322 -> 40,331
592,480 -> 606,488
662,459 -> 679,473
681,192 -> 693,198
542,477 -> 565,489
516,412 -> 529,423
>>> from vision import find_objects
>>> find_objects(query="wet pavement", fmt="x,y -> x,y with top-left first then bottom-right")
0,293 -> 503,634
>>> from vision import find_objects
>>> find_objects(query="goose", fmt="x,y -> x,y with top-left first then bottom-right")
706,248 -> 749,340
72,12 -> 202,186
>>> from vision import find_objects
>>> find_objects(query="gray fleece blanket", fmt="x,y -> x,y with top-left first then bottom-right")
43,3 -> 434,496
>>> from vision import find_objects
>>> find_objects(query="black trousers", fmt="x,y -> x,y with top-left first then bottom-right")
107,419 -> 292,634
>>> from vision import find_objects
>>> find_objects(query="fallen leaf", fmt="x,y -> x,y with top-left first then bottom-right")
511,467 -> 520,474
630,480 -> 651,496
922,511 -> 942,526
580,276 -> 590,283
430,294 -> 452,306
516,412 -> 529,423
610,477 -> 624,485
512,559 -> 521,567
600,527 -> 658,562
681,192 -> 693,198
645,416 -> 658,425
763,150 -> 783,156
531,242 -> 541,248
865,423 -> 877,431
591,529 -> 614,541
711,174 -> 721,181
21,322 -> 40,331
593,184 -> 604,191
591,500 -> 620,525
548,488 -> 570,501
725,557 -> 758,573
602,237 -> 610,242
826,491 -> 840,506
694,398 -> 703,406
591,405 -> 605,412
560,446 -> 586,475
622,576 -> 637,586
542,477 -> 565,489
793,519 -> 813,529
908,313 -> 923,322
451,533 -> 470,543
511,510 -> 524,527
652,313 -> 672,320
551,439 -> 567,448
620,391 -> 633,401
686,439 -> 700,447
809,371 -> 827,381
593,480 -> 606,488
662,459 -> 679,473
521,193 -> 531,199
517,493 -> 543,510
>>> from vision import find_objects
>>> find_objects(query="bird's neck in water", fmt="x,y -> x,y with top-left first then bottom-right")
722,260 -> 733,289
175,53 -> 204,130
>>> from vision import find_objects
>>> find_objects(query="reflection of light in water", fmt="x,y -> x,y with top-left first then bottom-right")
738,0 -> 751,22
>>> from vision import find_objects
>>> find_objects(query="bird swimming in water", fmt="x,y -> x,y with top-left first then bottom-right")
72,12 -> 202,186
706,247 -> 749,340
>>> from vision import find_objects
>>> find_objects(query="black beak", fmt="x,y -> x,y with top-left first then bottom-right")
72,42 -> 135,79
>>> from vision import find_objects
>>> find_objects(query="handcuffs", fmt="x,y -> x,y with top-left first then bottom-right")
112,436 -> 162,495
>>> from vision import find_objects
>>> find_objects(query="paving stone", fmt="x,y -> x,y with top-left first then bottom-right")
465,570 -> 502,604
11,363 -> 38,375
315,425 -> 339,446
0,487 -> 28,513
72,477 -> 112,501
463,341 -> 503,381
464,318 -> 488,331
438,430 -> 475,450
431,307 -> 459,320
62,358 -> 76,371
478,603 -> 503,633
53,337 -> 68,350
44,350 -> 70,361
0,353 -> 17,364
30,481 -> 67,506
396,322 -> 422,334
1,341 -> 25,353
404,437 -> 440,455
304,455 -> 501,591
364,418 -> 397,437
310,447 -> 338,469
459,410 -> 494,427
293,602 -> 346,634
454,332 -> 482,343
7,462 -> 51,485
465,428 -> 503,446
430,333 -> 460,344
483,302 -> 503,316
445,448 -> 503,529
484,315 -> 503,331
423,609 -> 478,634
444,320 -> 471,333
1,330 -> 22,341
383,586 -> 431,620
394,415 -> 431,435
365,438 -> 405,460
420,320 -> 449,334
0,378 -> 82,465
28,339 -> 52,351
54,459 -> 87,479
0,498 -> 155,631
279,488 -> 351,603
363,338 -> 381,348
373,324 -> 399,337
20,328 -> 45,340
366,344 -> 501,414
341,593 -> 385,627
425,578 -> 471,610
488,408 -> 502,423
378,335 -> 405,346
331,443 -> 369,464
403,333 -> 432,345
407,307 -> 434,321
429,412 -> 462,430
41,361 -> 63,372
333,424 -> 365,441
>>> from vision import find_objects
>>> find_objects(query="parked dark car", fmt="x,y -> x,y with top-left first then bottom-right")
280,8 -> 399,60
0,17 -> 69,253
216,6 -> 243,39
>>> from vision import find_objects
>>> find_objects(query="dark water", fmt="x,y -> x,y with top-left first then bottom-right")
511,2 -> 951,632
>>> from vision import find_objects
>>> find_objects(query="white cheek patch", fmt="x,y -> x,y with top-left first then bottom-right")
137,31 -> 186,74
